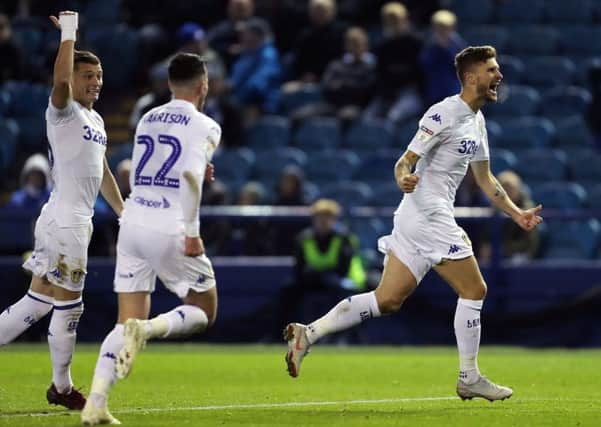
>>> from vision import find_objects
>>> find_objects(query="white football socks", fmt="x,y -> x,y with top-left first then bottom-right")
454,298 -> 483,384
0,291 -> 53,345
48,297 -> 83,393
305,291 -> 381,345
143,305 -> 209,339
89,324 -> 124,408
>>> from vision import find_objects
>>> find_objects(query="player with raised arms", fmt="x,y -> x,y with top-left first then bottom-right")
0,11 -> 124,409
284,46 -> 543,401
81,52 -> 221,425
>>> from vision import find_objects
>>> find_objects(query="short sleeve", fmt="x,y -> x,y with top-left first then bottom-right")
407,106 -> 450,157
46,98 -> 76,125
471,115 -> 490,163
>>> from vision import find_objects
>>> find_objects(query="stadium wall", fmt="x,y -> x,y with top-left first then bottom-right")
1,257 -> 600,347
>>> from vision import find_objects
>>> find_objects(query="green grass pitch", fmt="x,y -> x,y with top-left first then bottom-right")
0,345 -> 599,426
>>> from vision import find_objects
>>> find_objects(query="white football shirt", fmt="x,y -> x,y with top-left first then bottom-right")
400,94 -> 490,214
122,99 -> 221,233
44,98 -> 107,227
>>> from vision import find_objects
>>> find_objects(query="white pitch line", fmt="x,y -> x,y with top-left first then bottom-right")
0,396 -> 457,419
2,396 -> 596,420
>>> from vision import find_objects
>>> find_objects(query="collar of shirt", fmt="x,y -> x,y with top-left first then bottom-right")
453,94 -> 478,117
168,99 -> 198,111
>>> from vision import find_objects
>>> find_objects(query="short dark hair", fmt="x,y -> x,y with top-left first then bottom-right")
74,50 -> 101,69
454,45 -> 497,84
168,53 -> 207,85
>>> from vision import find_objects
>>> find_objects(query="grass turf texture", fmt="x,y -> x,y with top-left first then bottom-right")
0,345 -> 599,426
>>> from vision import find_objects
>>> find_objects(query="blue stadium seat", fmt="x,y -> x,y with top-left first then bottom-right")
369,181 -> 403,208
356,151 -> 398,182
546,0 -> 595,24
540,86 -> 592,119
522,57 -> 575,88
498,0 -> 546,24
0,118 -> 19,170
485,85 -> 540,118
345,120 -> 394,150
107,143 -> 133,172
567,150 -> 601,182
463,26 -> 509,52
496,117 -> 555,149
485,119 -> 502,147
244,115 -> 290,149
554,115 -> 595,148
532,182 -> 587,210
294,117 -> 341,150
12,25 -> 44,57
2,81 -> 49,117
303,181 -> 320,203
213,148 -> 255,183
497,56 -> 524,85
451,0 -> 495,24
396,120 -> 418,148
575,57 -> 601,86
348,217 -> 386,250
490,149 -> 517,175
14,116 -> 45,149
544,219 -> 600,259
86,25 -> 140,89
507,27 -> 560,55
320,181 -> 373,208
514,149 -> 567,182
305,150 -> 360,182
254,147 -> 307,181
560,27 -> 601,55
279,84 -> 323,114
586,184 -> 601,209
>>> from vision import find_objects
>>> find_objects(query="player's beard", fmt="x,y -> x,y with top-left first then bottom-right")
477,80 -> 497,104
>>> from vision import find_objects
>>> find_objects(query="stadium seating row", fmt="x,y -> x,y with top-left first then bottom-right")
454,0 -> 601,25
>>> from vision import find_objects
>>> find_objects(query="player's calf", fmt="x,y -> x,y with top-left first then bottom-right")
0,290 -> 53,345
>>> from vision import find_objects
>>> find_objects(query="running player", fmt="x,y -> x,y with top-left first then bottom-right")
284,46 -> 543,401
81,53 -> 221,425
0,11 -> 124,409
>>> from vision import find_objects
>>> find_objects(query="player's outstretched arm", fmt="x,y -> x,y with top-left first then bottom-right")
49,11 -> 78,109
471,160 -> 543,231
100,157 -> 124,216
395,150 -> 420,193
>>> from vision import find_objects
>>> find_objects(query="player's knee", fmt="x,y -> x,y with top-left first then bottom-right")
376,293 -> 406,314
460,280 -> 487,300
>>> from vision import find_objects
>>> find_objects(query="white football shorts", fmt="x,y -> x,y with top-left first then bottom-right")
22,212 -> 93,292
378,206 -> 473,284
113,221 -> 216,298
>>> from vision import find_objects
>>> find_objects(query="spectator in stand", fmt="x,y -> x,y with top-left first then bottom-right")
364,2 -> 423,124
228,18 -> 282,117
275,199 -> 366,338
0,13 -> 24,84
176,22 -> 226,81
238,181 -> 266,205
321,27 -> 376,121
208,0 -> 255,69
276,165 -> 306,206
289,0 -> 346,83
420,9 -> 467,105
129,62 -> 171,132
479,171 -> 540,262
5,154 -> 50,210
